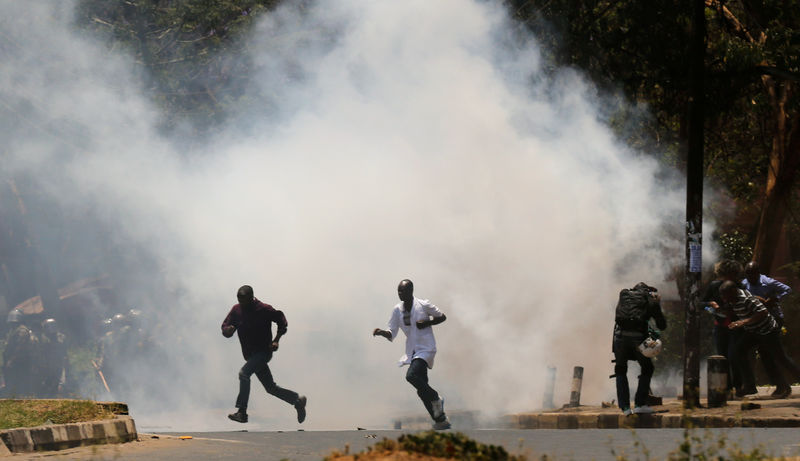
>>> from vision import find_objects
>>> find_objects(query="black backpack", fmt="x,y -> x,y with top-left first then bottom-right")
615,285 -> 653,332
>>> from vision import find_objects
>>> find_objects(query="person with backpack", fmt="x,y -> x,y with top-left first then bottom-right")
612,282 -> 667,415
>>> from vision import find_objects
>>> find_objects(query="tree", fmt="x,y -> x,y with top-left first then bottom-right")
74,0 -> 284,135
705,0 -> 800,271
506,0 -> 800,273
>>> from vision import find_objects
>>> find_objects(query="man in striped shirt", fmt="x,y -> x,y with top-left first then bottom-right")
721,281 -> 800,398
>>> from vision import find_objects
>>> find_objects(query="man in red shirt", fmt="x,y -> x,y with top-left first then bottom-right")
222,285 -> 306,424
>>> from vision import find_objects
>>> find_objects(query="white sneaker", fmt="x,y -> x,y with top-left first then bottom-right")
622,408 -> 632,416
431,398 -> 445,421
432,418 -> 451,430
633,405 -> 654,414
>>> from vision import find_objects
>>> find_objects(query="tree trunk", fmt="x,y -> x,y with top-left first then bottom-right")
753,79 -> 800,271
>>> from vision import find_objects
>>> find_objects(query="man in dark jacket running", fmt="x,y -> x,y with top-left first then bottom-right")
222,285 -> 306,424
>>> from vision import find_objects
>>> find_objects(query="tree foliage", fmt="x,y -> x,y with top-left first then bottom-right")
8,1 -> 800,284
74,0 -> 284,135
507,0 -> 800,273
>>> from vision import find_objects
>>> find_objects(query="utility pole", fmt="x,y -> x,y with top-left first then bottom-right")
683,0 -> 706,409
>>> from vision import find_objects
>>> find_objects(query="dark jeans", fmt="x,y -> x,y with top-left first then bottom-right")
235,350 -> 299,411
736,330 -> 800,392
406,358 -> 442,421
713,325 -> 744,390
613,336 -> 654,410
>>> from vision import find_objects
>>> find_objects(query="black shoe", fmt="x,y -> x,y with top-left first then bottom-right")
772,388 -> 791,399
228,410 -> 248,423
295,395 -> 307,424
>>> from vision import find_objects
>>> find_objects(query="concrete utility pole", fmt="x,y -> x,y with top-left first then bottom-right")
682,0 -> 706,409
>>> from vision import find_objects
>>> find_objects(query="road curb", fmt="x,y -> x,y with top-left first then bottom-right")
0,415 -> 137,454
504,412 -> 800,429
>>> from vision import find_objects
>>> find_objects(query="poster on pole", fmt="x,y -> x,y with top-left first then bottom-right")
689,243 -> 702,273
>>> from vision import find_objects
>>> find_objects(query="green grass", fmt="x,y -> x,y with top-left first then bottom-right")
0,399 -> 116,429
327,431 -> 527,461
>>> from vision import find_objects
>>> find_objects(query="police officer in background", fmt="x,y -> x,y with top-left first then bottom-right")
2,309 -> 38,397
94,313 -> 126,397
115,309 -> 150,359
40,318 -> 69,397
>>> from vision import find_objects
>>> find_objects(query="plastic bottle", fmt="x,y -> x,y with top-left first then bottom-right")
704,304 -> 726,318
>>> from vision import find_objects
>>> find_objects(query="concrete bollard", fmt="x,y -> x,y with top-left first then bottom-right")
707,355 -> 728,408
569,366 -> 584,407
542,366 -> 556,409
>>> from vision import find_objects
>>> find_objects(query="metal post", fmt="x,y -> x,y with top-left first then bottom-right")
542,366 -> 556,409
682,0 -> 705,409
707,355 -> 728,408
569,366 -> 584,407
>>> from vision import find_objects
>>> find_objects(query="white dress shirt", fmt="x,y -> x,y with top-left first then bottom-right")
387,297 -> 444,369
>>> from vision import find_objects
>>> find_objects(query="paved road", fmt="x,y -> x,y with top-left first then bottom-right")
13,428 -> 800,460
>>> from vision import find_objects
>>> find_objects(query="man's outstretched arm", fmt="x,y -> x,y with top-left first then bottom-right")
372,328 -> 392,340
374,309 -> 400,340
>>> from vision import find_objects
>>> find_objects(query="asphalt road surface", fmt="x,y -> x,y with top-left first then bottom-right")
12,428 -> 800,460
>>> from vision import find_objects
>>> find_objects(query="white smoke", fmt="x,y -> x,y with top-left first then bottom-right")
0,0 -> 694,430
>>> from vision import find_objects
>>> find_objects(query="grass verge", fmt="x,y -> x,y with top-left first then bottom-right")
0,399 -> 116,430
327,429 -> 783,460
326,431 -> 527,460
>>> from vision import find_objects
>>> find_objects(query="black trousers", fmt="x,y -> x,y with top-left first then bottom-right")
613,336 -> 654,410
713,325 -> 745,390
236,350 -> 299,411
737,330 -> 800,392
406,358 -> 442,421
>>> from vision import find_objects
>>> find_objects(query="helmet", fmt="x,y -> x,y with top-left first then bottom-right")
638,337 -> 663,358
42,318 -> 58,335
6,309 -> 22,324
127,309 -> 142,326
112,313 -> 127,326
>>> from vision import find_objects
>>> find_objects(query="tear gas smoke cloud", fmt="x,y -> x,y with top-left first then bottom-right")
1,0 -> 701,430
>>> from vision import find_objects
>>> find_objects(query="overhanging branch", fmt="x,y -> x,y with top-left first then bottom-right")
756,66 -> 800,83
705,0 -> 765,45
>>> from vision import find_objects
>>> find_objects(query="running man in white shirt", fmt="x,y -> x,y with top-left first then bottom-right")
373,279 -> 451,430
